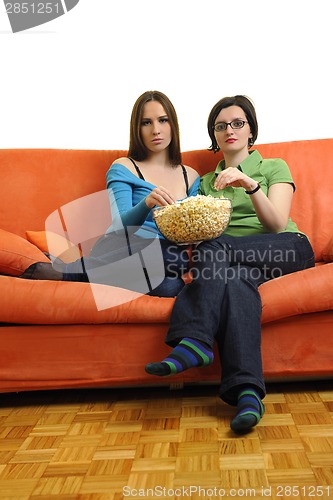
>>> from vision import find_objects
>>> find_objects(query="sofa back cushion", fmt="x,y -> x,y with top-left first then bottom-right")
0,149 -> 125,239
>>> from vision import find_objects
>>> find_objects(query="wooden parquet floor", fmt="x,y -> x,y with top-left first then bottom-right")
0,380 -> 332,499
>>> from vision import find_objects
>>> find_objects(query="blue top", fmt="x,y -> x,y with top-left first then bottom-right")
106,163 -> 200,238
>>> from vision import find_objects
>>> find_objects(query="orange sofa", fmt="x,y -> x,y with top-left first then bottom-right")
1,140 -> 333,393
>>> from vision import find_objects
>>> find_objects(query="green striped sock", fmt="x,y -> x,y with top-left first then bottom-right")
230,389 -> 265,434
145,338 -> 214,376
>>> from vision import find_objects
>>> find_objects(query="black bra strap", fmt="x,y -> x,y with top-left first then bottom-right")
181,164 -> 189,194
129,157 -> 189,194
128,157 -> 145,181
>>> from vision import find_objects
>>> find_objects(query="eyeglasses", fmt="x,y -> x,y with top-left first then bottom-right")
213,120 -> 248,132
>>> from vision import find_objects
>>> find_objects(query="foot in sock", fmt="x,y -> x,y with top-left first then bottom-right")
230,388 -> 265,434
145,338 -> 214,376
19,262 -> 63,281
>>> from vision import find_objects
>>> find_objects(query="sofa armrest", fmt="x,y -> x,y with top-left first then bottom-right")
260,263 -> 333,323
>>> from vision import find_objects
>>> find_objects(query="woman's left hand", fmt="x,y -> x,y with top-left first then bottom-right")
214,167 -> 256,192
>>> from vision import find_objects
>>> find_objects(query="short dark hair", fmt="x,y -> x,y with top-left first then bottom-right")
128,90 -> 181,166
207,95 -> 258,152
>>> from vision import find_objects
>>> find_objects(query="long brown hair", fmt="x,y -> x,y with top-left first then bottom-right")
128,90 -> 182,166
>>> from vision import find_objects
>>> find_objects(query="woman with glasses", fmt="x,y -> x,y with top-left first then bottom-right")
145,95 -> 315,433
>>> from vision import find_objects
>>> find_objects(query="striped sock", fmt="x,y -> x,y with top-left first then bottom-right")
145,338 -> 214,376
230,388 -> 265,434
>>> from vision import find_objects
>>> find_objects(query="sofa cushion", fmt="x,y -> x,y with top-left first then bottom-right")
0,276 -> 174,323
26,230 -> 82,263
0,229 -> 50,277
1,263 -> 333,325
322,235 -> 333,262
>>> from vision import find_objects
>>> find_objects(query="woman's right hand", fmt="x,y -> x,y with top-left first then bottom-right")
145,187 -> 176,209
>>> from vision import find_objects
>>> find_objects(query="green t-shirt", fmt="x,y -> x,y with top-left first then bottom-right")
199,149 -> 300,236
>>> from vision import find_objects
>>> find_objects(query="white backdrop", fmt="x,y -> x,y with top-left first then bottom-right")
1,0 -> 333,151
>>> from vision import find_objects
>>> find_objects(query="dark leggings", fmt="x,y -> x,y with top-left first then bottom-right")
54,231 -> 190,298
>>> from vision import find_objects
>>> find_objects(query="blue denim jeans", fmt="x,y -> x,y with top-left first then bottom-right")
58,232 -> 190,298
165,232 -> 315,405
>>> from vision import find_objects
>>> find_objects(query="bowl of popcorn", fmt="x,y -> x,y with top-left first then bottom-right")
152,195 -> 232,244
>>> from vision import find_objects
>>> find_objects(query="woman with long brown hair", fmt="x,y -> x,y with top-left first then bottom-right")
20,91 -> 200,297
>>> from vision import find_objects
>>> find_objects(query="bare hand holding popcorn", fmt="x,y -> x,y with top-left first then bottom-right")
145,186 -> 176,208
214,166 -> 256,191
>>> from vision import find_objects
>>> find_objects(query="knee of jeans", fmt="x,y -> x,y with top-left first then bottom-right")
195,239 -> 231,263
294,234 -> 315,270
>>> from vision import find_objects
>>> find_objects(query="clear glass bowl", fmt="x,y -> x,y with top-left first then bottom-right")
152,195 -> 232,244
